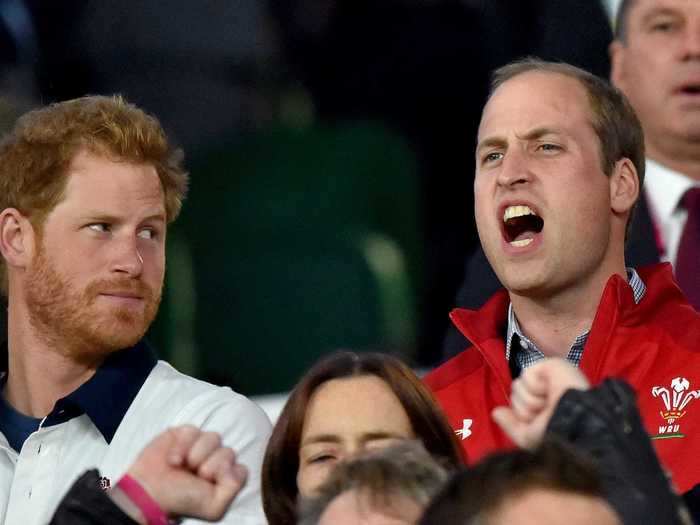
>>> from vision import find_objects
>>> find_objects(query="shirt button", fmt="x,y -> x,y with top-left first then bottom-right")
519,339 -> 528,349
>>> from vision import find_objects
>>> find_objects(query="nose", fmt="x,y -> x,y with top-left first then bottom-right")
496,148 -> 532,189
344,442 -> 361,459
111,235 -> 144,277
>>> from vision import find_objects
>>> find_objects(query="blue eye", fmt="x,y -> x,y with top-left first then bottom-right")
88,223 -> 110,233
538,143 -> 561,153
137,228 -> 157,240
483,152 -> 503,164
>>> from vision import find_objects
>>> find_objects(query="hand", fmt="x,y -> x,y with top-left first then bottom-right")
124,425 -> 247,521
492,358 -> 590,449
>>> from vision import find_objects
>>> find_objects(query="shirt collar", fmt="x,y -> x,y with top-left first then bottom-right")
0,340 -> 157,444
505,268 -> 646,365
644,158 -> 696,225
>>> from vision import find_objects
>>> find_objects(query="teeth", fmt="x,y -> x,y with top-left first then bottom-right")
510,238 -> 533,247
503,205 -> 537,222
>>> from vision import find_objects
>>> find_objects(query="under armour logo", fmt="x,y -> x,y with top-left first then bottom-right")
455,418 -> 473,440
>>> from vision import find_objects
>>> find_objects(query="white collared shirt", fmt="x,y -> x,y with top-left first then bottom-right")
0,361 -> 272,525
644,158 -> 700,265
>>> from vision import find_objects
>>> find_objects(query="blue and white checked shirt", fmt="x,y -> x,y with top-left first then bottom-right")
505,269 -> 646,370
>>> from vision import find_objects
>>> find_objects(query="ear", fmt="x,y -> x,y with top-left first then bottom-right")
610,158 -> 639,216
0,208 -> 37,271
609,40 -> 626,90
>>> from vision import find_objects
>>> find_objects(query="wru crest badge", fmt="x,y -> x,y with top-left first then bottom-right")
651,377 -> 700,440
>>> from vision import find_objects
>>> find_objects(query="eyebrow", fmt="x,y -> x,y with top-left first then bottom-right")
641,7 -> 680,24
476,127 -> 563,154
476,136 -> 507,155
300,431 -> 405,447
300,434 -> 342,447
139,213 -> 166,224
80,211 -> 166,223
516,127 -> 565,143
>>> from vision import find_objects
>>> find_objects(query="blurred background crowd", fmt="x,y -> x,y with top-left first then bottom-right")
0,0 -> 620,396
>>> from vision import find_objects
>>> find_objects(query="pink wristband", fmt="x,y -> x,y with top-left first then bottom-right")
117,474 -> 168,525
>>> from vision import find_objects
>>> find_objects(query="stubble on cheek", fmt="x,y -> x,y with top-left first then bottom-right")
24,249 -> 161,362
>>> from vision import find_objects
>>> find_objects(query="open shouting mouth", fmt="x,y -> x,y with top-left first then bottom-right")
502,204 -> 544,248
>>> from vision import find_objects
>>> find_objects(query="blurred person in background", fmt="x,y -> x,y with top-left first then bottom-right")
0,96 -> 271,524
421,440 -> 623,525
261,351 -> 463,525
610,0 -> 700,311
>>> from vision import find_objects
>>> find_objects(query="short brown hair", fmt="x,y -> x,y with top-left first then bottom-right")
491,58 -> 645,186
298,441 -> 449,525
0,95 -> 188,294
262,351 -> 464,525
490,58 -> 645,239
419,439 -> 609,525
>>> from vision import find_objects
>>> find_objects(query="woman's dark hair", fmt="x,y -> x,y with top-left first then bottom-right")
262,351 -> 464,525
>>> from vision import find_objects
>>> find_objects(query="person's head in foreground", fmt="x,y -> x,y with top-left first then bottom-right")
474,58 -> 643,304
298,441 -> 449,525
419,439 -> 621,525
262,351 -> 463,525
611,0 -> 700,175
0,95 -> 187,364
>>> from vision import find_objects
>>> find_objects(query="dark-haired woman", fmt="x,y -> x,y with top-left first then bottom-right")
262,351 -> 463,525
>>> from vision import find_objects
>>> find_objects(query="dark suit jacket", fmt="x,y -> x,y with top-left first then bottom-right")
442,192 -> 661,360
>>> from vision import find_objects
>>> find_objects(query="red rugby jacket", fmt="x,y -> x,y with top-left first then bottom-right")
425,263 -> 700,493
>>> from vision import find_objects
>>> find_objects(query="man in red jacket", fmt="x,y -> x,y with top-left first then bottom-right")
424,58 -> 700,495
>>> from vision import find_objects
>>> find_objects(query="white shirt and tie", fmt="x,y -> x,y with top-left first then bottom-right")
644,158 -> 700,264
644,158 -> 700,310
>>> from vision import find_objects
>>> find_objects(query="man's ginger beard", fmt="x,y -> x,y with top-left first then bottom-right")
24,242 -> 161,365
